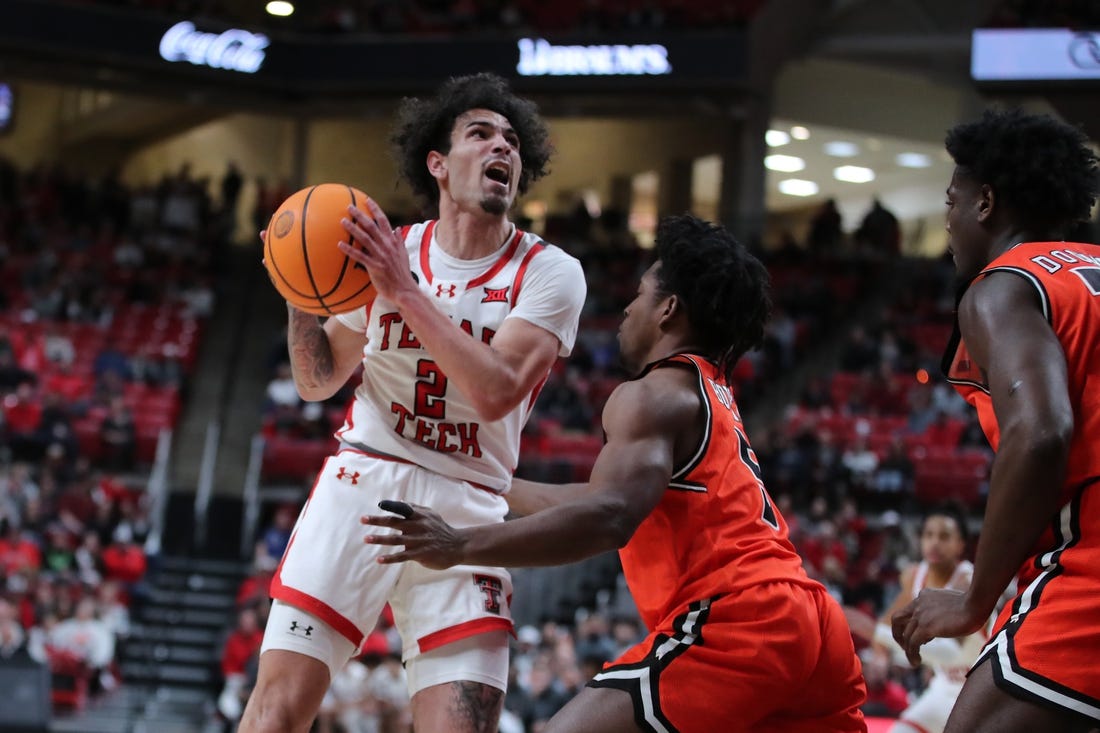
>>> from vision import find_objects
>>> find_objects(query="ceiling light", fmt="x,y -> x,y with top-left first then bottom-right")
778,179 -> 819,197
766,129 -> 791,147
266,1 -> 294,16
824,141 -> 859,157
833,165 -> 876,183
896,152 -> 932,168
764,154 -> 805,172
790,125 -> 810,140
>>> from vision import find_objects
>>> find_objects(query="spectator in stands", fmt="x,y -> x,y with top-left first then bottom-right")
73,530 -> 103,588
47,596 -> 116,691
764,305 -> 798,370
798,374 -> 831,410
842,429 -> 879,488
42,326 -> 75,367
264,362 -> 302,433
35,392 -> 79,463
95,580 -> 131,640
0,462 -> 40,522
100,524 -> 147,595
873,437 -> 915,495
3,381 -> 42,461
808,198 -> 843,255
92,339 -> 131,383
537,368 -> 594,432
316,656 -> 372,733
0,596 -> 27,659
218,606 -> 266,725
956,415 -> 991,452
236,567 -> 274,611
905,383 -> 938,435
858,649 -> 909,718
179,274 -> 216,318
572,611 -> 615,668
254,503 -> 295,572
366,649 -> 413,733
525,656 -> 568,731
922,410 -> 960,449
839,325 -> 879,372
0,520 -> 42,579
608,616 -> 643,660
220,161 -> 244,234
41,523 -> 76,576
43,360 -> 89,405
98,396 -> 136,471
854,198 -> 901,256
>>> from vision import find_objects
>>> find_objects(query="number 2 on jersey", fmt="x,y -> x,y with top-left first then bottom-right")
735,426 -> 780,531
414,359 -> 448,419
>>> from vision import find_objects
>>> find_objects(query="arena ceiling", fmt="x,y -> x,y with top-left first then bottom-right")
1,0 -> 1095,188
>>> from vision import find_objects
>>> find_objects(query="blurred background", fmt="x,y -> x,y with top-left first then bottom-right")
0,0 -> 1096,731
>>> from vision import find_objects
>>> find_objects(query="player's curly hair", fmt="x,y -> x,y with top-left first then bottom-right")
653,214 -> 771,383
391,72 -> 553,209
946,108 -> 1100,234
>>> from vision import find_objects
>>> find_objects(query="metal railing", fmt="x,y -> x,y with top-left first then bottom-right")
191,419 -> 221,550
144,428 -> 173,558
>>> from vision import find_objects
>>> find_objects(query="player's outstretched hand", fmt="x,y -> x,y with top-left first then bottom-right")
892,588 -> 985,666
361,500 -> 467,571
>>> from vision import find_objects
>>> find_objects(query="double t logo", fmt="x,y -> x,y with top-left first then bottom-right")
474,574 -> 504,614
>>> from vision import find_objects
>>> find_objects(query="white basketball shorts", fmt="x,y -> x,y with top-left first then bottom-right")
265,448 -> 514,676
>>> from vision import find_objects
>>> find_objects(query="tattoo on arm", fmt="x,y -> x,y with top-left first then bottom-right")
287,308 -> 333,390
448,681 -> 504,733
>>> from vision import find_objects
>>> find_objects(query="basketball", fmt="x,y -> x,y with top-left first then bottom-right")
263,183 -> 377,316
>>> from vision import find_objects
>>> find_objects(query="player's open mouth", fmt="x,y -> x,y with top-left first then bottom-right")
485,162 -> 510,186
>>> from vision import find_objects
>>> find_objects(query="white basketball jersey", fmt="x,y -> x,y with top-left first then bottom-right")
334,220 -> 585,492
912,559 -> 987,684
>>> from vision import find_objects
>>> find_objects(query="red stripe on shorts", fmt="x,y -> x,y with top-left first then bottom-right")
269,581 -> 364,648
417,617 -> 514,654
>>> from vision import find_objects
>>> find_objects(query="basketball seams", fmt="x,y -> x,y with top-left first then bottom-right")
297,185 -> 332,315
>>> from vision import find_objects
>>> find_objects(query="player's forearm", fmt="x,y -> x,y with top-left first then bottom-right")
967,424 -> 1070,616
459,495 -> 634,567
286,305 -> 339,401
391,286 -> 524,421
506,478 -> 590,516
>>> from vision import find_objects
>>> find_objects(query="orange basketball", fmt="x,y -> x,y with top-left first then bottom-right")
264,183 -> 377,316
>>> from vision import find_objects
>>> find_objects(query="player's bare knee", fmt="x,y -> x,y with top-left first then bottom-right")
239,693 -> 301,733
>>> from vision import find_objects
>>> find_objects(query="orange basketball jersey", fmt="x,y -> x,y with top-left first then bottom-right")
619,353 -> 820,632
943,242 -> 1100,581
943,242 -> 1100,721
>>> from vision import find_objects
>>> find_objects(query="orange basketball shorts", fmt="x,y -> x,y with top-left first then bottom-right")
590,581 -> 867,733
973,484 -> 1100,723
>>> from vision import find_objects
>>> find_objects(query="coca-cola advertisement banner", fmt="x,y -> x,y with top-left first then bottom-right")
0,0 -> 745,94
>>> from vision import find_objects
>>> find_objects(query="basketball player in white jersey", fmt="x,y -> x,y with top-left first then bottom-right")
239,73 -> 586,733
872,504 -> 987,733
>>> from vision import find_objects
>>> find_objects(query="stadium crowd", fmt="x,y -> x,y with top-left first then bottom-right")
0,157 -> 217,708
2,145 -> 1083,730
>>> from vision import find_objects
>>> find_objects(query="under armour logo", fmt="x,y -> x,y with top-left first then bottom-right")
481,286 -> 509,303
474,574 -> 504,614
436,284 -> 457,298
336,467 -> 359,484
289,621 -> 314,636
